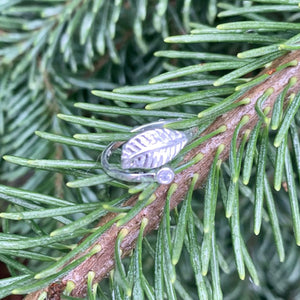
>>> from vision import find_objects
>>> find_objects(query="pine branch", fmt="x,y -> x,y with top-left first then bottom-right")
26,50 -> 300,299
0,0 -> 183,188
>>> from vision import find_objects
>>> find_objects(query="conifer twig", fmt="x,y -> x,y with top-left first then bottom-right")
26,50 -> 300,299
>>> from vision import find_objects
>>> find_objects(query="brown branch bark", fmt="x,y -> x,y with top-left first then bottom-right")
26,50 -> 300,299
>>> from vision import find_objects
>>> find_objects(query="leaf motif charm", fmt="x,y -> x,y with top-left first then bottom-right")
121,128 -> 188,169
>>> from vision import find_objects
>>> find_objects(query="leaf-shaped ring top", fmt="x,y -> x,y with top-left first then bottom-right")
101,120 -> 192,184
121,127 -> 188,169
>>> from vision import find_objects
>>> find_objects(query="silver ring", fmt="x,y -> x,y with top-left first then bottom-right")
101,120 -> 193,184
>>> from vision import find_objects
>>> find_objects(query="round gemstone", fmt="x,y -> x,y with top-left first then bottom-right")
156,167 -> 175,184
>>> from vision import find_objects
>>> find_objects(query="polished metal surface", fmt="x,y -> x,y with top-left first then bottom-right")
101,120 -> 190,184
121,127 -> 188,169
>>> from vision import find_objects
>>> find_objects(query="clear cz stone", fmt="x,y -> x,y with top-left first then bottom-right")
156,167 -> 175,184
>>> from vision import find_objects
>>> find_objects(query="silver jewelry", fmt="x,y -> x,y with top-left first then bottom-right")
101,120 -> 193,184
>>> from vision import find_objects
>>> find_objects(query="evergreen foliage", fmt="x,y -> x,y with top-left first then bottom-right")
1,0 -> 300,299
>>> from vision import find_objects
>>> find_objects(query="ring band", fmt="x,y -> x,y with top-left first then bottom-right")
101,120 -> 192,184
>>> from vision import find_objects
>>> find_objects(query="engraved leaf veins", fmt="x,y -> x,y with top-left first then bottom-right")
121,128 -> 188,169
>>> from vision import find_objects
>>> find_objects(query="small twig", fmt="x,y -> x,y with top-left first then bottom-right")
26,50 -> 300,299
